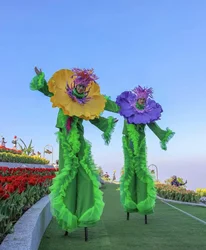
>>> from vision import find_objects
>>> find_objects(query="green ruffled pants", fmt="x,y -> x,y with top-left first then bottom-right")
120,124 -> 156,215
50,117 -> 104,232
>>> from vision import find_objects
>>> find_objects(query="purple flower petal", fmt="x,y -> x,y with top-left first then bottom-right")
116,91 -> 163,124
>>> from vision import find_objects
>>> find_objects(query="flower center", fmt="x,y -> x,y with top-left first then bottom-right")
136,102 -> 145,110
72,88 -> 86,99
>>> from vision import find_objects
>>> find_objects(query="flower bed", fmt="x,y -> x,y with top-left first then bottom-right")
156,184 -> 200,203
0,166 -> 57,243
196,188 -> 206,197
0,152 -> 49,164
196,188 -> 206,204
0,146 -> 22,155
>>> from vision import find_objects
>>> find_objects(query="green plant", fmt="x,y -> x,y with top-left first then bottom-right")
156,184 -> 200,203
18,139 -> 34,155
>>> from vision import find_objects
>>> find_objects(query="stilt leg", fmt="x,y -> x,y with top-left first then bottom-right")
64,231 -> 68,236
84,227 -> 88,241
127,212 -> 130,220
144,215 -> 147,224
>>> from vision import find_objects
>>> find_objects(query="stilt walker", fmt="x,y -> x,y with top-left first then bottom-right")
30,67 -> 118,240
115,86 -> 175,223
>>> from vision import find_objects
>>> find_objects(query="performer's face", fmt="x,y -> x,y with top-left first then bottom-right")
137,98 -> 146,105
76,84 -> 86,94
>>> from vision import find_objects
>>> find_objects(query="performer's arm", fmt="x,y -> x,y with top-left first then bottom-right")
30,67 -> 53,97
180,180 -> 187,186
147,122 -> 175,150
89,116 -> 118,145
104,96 -> 120,113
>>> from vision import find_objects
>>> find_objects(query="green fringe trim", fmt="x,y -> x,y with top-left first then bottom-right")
120,135 -> 137,211
30,72 -> 45,90
78,140 -> 105,227
102,116 -> 116,145
160,128 -> 175,151
49,116 -> 80,232
134,136 -> 156,214
120,123 -> 156,215
126,124 -> 139,155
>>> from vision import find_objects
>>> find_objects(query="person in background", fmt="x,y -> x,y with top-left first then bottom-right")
104,172 -> 109,179
1,137 -> 6,147
112,170 -> 116,182
12,136 -> 18,149
171,176 -> 187,187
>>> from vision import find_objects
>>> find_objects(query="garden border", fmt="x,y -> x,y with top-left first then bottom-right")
0,195 -> 52,250
157,196 -> 206,207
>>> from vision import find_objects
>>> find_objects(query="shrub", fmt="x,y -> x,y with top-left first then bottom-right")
196,188 -> 206,197
156,183 -> 200,203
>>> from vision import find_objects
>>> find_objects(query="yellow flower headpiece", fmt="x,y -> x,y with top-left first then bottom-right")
48,69 -> 106,120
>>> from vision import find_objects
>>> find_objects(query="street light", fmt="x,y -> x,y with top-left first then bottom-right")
148,164 -> 159,181
43,144 -> 53,165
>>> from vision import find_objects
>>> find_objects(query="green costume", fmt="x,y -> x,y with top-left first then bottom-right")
106,89 -> 175,215
30,71 -> 118,232
120,121 -> 174,214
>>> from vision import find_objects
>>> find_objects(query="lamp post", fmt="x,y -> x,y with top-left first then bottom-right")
43,144 -> 53,165
148,164 -> 159,181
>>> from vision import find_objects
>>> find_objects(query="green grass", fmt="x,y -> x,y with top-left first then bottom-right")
39,184 -> 206,250
166,202 -> 206,222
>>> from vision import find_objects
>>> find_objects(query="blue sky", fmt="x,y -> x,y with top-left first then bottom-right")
0,0 -> 206,190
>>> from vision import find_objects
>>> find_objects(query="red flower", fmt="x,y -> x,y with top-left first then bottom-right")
5,184 -> 15,193
28,178 -> 37,186
18,184 -> 26,194
1,191 -> 10,199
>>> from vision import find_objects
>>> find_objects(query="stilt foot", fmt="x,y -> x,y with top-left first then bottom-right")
84,227 -> 88,241
127,212 -> 130,220
145,215 -> 147,224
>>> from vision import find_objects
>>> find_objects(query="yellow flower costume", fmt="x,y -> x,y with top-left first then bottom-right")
47,69 -> 106,119
30,67 -> 118,239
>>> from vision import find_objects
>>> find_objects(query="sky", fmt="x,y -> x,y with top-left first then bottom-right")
0,0 -> 206,190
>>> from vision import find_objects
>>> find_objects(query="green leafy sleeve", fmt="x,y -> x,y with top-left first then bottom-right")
56,109 -> 66,129
30,72 -> 53,97
104,96 -> 120,113
89,116 -> 117,145
147,122 -> 175,150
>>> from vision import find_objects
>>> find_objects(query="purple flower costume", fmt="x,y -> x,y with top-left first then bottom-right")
116,86 -> 163,124
115,86 -> 175,217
